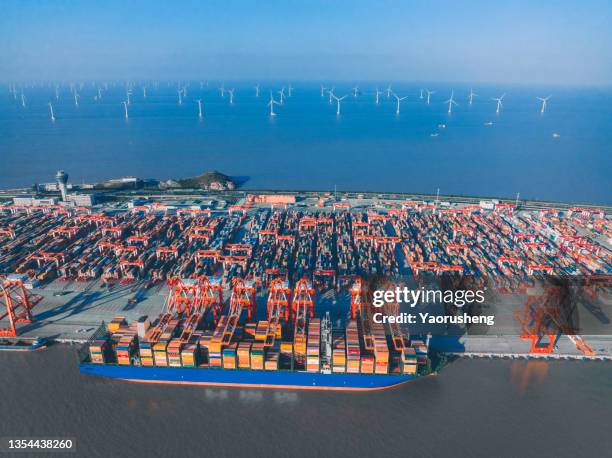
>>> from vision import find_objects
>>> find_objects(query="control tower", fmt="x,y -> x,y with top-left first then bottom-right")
55,170 -> 69,202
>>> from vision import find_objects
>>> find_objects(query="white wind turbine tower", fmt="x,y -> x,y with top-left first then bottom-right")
386,85 -> 393,98
393,93 -> 408,115
126,90 -> 132,105
445,91 -> 458,114
536,95 -> 551,113
197,99 -> 203,119
419,88 -> 424,99
328,88 -> 335,104
468,88 -> 478,105
320,85 -> 327,97
55,85 -> 59,101
267,92 -> 281,116
219,84 -> 225,97
97,87 -> 102,101
74,92 -> 79,107
142,86 -> 147,98
332,94 -> 348,116
425,89 -> 435,105
123,101 -> 129,119
492,94 -> 505,114
278,87 -> 286,104
178,89 -> 183,105
352,86 -> 359,97
20,92 -> 26,107
228,88 -> 235,104
375,88 -> 383,104
255,84 -> 260,97
288,84 -> 293,97
48,102 -> 55,121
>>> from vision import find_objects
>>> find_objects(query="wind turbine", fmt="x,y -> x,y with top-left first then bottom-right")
74,92 -> 79,107
97,87 -> 102,100
288,84 -> 293,97
468,88 -> 478,105
278,87 -> 285,104
536,95 -> 551,113
386,85 -> 393,98
255,84 -> 260,97
123,101 -> 129,119
328,88 -> 335,104
425,89 -> 435,105
352,86 -> 359,97
228,88 -> 235,104
197,99 -> 203,119
419,88 -> 424,99
20,92 -> 26,108
267,92 -> 281,116
48,102 -> 55,121
445,91 -> 458,114
55,85 -> 60,101
332,94 -> 348,116
491,94 -> 505,114
142,86 -> 147,98
393,93 -> 408,114
375,88 -> 383,104
320,85 -> 327,97
219,84 -> 225,97
178,89 -> 183,105
126,90 -> 132,105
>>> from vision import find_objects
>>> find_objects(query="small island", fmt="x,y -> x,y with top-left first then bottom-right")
88,170 -> 237,191
162,170 -> 236,191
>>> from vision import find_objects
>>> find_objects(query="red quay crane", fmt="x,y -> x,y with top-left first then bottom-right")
165,276 -> 224,323
350,277 -> 364,319
267,278 -> 291,322
230,278 -> 256,321
292,278 -> 315,320
514,283 -> 594,356
0,278 -> 35,337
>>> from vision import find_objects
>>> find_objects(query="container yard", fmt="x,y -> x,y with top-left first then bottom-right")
1,199 -> 609,286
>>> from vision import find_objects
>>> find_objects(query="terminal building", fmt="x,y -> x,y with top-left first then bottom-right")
12,195 -> 58,206
13,170 -> 97,207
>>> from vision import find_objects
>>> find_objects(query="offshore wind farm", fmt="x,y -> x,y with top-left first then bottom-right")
1,82 -> 610,204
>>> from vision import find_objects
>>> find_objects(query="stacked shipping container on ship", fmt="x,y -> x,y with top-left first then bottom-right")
332,330 -> 346,373
306,319 -> 321,372
346,320 -> 361,373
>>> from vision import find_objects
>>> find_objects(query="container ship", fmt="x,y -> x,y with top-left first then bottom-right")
80,278 -> 429,391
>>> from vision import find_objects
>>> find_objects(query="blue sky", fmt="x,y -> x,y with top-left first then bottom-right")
1,0 -> 611,84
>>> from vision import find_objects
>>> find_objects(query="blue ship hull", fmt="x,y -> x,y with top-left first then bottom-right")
0,338 -> 47,352
80,364 -> 417,391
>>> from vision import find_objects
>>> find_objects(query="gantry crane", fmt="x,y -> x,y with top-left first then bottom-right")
514,282 -> 595,356
292,279 -> 315,367
265,279 -> 292,346
165,276 -> 224,324
267,278 -> 291,322
0,278 -> 34,337
215,278 -> 257,348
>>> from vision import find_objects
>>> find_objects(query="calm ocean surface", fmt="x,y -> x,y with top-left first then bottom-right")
1,346 -> 610,458
0,83 -> 610,204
